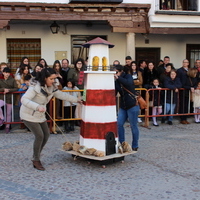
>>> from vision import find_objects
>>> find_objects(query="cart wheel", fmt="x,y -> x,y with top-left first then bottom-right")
102,165 -> 106,168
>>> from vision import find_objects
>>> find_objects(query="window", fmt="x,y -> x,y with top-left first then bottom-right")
159,0 -> 198,11
7,39 -> 41,69
186,44 -> 200,67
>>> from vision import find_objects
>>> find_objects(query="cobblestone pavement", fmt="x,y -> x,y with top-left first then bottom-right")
1,118 -> 200,200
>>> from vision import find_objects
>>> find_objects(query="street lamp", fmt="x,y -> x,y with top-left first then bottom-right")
50,21 -> 60,34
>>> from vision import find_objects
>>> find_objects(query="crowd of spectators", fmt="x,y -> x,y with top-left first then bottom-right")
121,55 -> 200,126
1,55 -> 200,133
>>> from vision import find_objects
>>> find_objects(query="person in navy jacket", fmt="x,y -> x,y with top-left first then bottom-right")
163,70 -> 182,125
115,65 -> 139,152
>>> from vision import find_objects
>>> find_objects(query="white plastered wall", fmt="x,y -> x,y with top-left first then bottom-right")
135,33 -> 200,68
0,23 -> 126,66
1,22 -> 200,68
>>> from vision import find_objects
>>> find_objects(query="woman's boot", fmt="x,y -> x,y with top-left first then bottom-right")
32,160 -> 45,171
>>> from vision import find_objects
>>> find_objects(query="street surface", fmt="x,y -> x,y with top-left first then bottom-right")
1,118 -> 200,200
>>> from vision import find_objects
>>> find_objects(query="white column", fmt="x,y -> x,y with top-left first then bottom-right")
126,32 -> 135,61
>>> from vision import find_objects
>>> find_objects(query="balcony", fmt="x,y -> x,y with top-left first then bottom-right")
156,0 -> 199,11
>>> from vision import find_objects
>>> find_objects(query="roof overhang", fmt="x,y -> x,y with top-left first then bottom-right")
0,2 -> 150,33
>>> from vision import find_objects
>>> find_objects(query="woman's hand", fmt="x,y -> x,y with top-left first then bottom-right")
77,100 -> 83,104
37,106 -> 46,112
4,88 -> 9,94
191,87 -> 195,93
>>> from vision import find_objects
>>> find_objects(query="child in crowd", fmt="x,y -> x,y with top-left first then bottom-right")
63,79 -> 81,133
18,74 -> 32,93
150,79 -> 162,126
193,81 -> 200,123
18,74 -> 32,106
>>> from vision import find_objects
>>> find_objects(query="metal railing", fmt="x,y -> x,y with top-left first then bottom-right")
1,87 -> 199,133
156,0 -> 198,11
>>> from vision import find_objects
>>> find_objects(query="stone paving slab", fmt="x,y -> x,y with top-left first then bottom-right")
1,118 -> 200,200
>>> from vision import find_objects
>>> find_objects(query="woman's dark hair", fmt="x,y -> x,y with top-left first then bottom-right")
31,64 -> 43,77
53,60 -> 62,73
74,58 -> 85,71
19,56 -> 29,65
37,58 -> 48,68
19,57 -> 31,69
123,65 -> 131,74
148,61 -> 154,66
166,63 -> 174,68
19,64 -> 30,75
66,78 -> 76,88
35,67 -> 56,86
34,63 -> 43,70
114,65 -> 124,72
130,61 -> 139,74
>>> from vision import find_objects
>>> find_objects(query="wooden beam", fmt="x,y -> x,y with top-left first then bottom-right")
0,2 -> 150,33
0,2 -> 151,9
112,26 -> 146,33
150,28 -> 200,34
0,20 -> 9,28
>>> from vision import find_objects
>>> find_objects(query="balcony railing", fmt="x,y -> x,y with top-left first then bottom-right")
157,0 -> 198,11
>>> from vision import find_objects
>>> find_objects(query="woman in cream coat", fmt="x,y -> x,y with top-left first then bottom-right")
20,68 -> 81,171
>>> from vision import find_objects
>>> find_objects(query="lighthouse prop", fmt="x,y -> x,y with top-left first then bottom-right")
62,37 -> 135,166
80,37 -> 118,155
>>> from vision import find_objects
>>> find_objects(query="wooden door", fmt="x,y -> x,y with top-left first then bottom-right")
136,48 -> 161,67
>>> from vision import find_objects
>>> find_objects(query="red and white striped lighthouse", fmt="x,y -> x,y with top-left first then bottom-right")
80,71 -> 118,153
80,37 -> 118,154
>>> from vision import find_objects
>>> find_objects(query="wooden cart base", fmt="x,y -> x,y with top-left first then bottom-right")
62,150 -> 137,168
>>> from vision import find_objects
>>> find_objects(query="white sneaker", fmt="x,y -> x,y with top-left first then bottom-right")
138,118 -> 142,123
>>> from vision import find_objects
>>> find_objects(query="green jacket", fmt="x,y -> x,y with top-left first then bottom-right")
0,76 -> 18,104
67,68 -> 84,90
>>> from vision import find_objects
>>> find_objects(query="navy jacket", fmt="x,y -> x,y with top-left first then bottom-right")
115,72 -> 137,110
164,77 -> 182,104
176,67 -> 187,87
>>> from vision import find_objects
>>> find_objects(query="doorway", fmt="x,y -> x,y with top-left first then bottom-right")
71,35 -> 107,64
136,48 -> 161,67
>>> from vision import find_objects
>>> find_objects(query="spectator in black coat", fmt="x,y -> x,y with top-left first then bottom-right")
143,61 -> 159,89
176,59 -> 193,124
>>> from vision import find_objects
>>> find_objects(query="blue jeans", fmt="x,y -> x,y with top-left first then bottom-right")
165,103 -> 176,121
117,105 -> 139,148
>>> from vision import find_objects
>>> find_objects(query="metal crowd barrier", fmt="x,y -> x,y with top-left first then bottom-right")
1,87 -> 198,133
0,91 -> 53,132
145,88 -> 198,128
